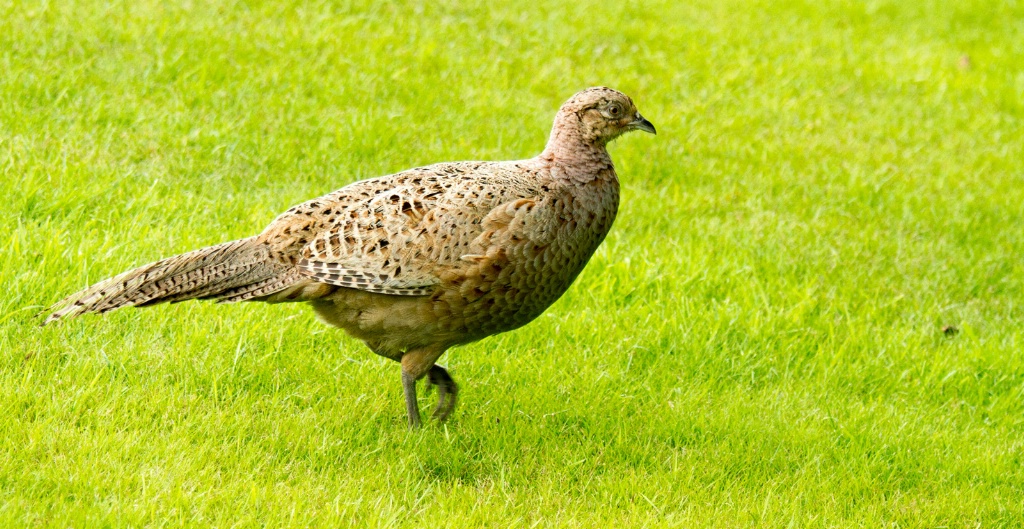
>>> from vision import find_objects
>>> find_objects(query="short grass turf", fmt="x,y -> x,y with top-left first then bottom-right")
2,0 -> 1024,526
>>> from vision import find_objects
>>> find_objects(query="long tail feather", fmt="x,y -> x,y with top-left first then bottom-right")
44,237 -> 297,325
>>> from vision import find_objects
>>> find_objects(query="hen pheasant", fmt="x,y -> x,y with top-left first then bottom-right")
45,87 -> 656,427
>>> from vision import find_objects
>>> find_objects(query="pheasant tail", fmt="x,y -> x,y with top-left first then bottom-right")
43,237 -> 294,325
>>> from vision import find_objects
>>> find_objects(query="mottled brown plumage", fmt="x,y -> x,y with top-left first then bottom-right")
45,87 -> 656,427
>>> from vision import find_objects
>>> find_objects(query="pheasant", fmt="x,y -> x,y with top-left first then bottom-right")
45,87 -> 656,427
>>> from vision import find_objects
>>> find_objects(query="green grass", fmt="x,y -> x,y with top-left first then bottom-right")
2,0 -> 1023,526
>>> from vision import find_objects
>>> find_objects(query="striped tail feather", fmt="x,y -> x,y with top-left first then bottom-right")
43,237 -> 297,325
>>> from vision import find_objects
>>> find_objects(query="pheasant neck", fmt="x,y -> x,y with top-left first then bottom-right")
538,133 -> 614,184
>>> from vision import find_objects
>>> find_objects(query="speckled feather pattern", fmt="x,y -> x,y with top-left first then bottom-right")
45,87 -> 653,420
297,157 -> 619,357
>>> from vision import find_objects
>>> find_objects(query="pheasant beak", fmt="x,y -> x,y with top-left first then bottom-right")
629,113 -> 656,135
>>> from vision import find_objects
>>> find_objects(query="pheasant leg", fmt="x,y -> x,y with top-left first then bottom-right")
399,345 -> 446,428
427,365 -> 458,422
402,370 -> 422,429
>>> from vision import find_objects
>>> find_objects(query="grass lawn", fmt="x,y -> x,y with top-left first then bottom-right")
2,0 -> 1023,526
